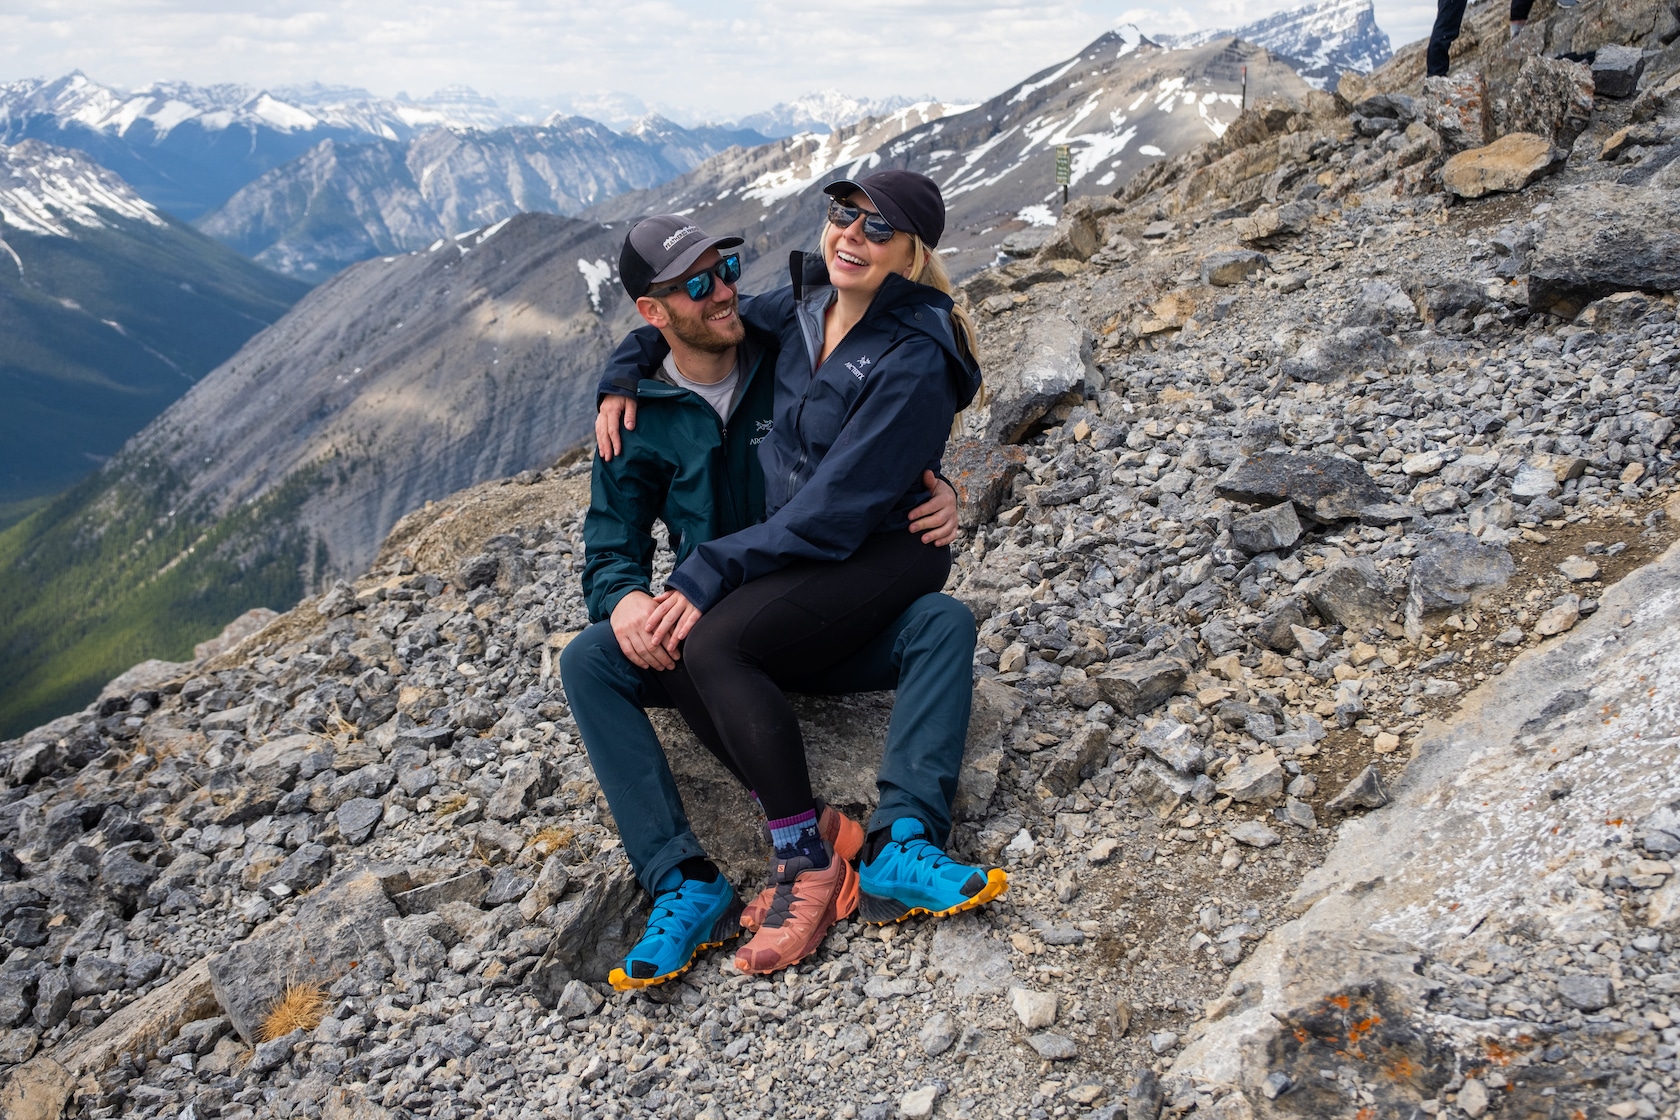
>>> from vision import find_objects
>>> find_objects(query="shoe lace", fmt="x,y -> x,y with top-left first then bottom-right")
643,885 -> 707,938
895,836 -> 962,883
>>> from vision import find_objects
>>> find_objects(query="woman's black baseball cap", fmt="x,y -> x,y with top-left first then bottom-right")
822,170 -> 946,248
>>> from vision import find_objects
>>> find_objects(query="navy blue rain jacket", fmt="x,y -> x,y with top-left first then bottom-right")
598,251 -> 982,611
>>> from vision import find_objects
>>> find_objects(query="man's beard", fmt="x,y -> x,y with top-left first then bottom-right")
665,300 -> 745,354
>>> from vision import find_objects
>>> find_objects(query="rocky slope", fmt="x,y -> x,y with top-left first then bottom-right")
2,9 -> 1679,1118
0,139 -> 308,514
1159,0 -> 1393,89
195,118 -> 767,282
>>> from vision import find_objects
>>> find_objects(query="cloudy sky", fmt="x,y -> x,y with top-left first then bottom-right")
2,0 -> 1438,120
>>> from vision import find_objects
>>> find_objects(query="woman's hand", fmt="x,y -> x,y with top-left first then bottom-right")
907,470 -> 961,546
610,590 -> 677,670
595,395 -> 638,461
645,589 -> 703,652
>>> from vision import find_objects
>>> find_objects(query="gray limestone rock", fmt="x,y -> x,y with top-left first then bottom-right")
1216,753 -> 1284,804
1029,1031 -> 1079,1060
1217,453 -> 1388,523
966,305 -> 1093,444
392,868 -> 491,915
1555,973 -> 1614,1011
1325,764 -> 1391,812
1501,56 -> 1594,150
1226,820 -> 1280,848
1229,502 -> 1302,555
527,858 -> 643,1004
1139,718 -> 1206,775
1529,183 -> 1680,318
335,797 -> 383,844
208,870 -> 399,1043
1591,44 -> 1646,99
1200,250 -> 1268,287
1306,558 -> 1393,633
931,913 -> 1015,997
554,978 -> 604,1020
486,755 -> 556,821
1404,533 -> 1515,642
1132,759 -> 1197,812
1093,658 -> 1186,717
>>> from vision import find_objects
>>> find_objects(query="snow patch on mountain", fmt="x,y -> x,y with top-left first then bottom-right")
0,139 -> 163,237
1157,0 -> 1392,89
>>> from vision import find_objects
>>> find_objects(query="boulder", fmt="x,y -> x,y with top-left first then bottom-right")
1500,56 -> 1594,150
1093,658 -> 1187,717
1139,718 -> 1206,775
1216,753 -> 1285,804
1235,201 -> 1315,247
1216,453 -> 1388,523
1200,250 -> 1269,287
1041,724 -> 1111,796
1404,533 -> 1515,642
1440,133 -> 1565,199
1591,44 -> 1646,99
1528,183 -> 1680,317
1229,502 -> 1303,555
527,857 -> 644,1003
1421,72 -> 1492,154
208,871 -> 398,1043
999,227 -> 1052,257
963,305 -> 1092,444
1034,198 -> 1108,262
1305,559 -> 1394,633
944,439 -> 1028,529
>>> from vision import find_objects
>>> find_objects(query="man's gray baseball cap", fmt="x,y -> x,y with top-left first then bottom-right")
619,215 -> 744,298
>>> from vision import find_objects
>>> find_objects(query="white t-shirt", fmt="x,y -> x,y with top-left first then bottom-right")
663,353 -> 741,422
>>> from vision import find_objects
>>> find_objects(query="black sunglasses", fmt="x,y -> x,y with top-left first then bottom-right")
827,198 -> 897,243
649,253 -> 742,301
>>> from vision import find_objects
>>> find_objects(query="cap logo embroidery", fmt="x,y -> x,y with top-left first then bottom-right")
662,226 -> 701,250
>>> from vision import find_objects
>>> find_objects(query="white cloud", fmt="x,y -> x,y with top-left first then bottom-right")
0,0 -> 1439,121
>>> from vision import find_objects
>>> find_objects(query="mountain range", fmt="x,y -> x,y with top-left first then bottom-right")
0,73 -> 942,221
194,116 -> 768,281
1157,0 -> 1392,88
0,139 -> 308,519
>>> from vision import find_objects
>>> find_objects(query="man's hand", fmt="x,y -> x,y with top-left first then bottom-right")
645,589 -> 703,652
610,590 -> 676,670
595,395 -> 638,462
907,469 -> 961,546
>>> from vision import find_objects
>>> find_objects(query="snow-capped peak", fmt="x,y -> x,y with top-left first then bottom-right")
0,139 -> 164,237
1155,0 -> 1391,88
732,90 -> 936,138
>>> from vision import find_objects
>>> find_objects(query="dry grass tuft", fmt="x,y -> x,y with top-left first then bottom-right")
257,982 -> 328,1043
524,825 -> 574,861
431,793 -> 469,816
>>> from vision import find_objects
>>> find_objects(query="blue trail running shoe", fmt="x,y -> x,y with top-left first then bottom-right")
608,871 -> 743,991
857,818 -> 1008,925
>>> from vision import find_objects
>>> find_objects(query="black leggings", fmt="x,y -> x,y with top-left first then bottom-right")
676,530 -> 952,821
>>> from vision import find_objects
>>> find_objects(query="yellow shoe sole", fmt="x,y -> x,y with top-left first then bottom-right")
860,867 -> 1010,926
607,930 -> 741,992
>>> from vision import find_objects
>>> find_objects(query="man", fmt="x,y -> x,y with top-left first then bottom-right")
560,216 -> 987,991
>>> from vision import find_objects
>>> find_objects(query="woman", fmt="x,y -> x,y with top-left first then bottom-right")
605,171 -> 1002,974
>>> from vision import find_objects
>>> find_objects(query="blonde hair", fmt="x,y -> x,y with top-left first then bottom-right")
907,236 -> 978,367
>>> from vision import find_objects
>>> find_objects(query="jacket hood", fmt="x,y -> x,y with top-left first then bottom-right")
787,250 -> 982,412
